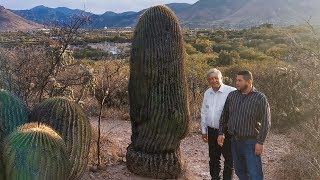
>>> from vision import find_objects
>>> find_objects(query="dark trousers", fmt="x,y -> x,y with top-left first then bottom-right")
208,127 -> 234,180
231,139 -> 263,180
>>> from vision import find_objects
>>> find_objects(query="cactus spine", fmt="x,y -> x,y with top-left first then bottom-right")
29,97 -> 92,180
127,5 -> 189,179
3,123 -> 70,180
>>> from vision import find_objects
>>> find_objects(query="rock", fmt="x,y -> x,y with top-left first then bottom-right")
89,166 -> 98,173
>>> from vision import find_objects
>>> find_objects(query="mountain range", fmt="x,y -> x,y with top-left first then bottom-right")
10,3 -> 191,29
3,0 -> 320,30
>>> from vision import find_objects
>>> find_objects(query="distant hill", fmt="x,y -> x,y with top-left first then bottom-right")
12,5 -> 94,26
178,0 -> 249,27
9,0 -> 320,29
189,0 -> 320,28
0,6 -> 41,32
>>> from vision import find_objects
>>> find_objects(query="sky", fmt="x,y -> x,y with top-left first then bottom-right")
0,0 -> 198,14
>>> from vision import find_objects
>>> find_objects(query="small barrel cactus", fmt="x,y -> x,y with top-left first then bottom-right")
0,89 -> 29,141
127,5 -> 190,179
29,97 -> 92,180
2,122 -> 70,180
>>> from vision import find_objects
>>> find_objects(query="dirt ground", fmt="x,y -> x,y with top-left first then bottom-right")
84,118 -> 291,180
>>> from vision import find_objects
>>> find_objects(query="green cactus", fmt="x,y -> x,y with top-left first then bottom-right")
127,5 -> 190,179
29,97 -> 92,180
0,149 -> 5,180
0,89 -> 29,141
2,122 -> 70,180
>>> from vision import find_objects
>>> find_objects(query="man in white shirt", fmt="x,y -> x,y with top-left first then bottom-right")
201,68 -> 236,180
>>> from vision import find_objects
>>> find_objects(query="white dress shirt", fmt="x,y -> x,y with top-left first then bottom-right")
201,84 -> 236,134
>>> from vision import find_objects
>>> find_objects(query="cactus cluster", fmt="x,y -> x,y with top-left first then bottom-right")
0,90 -> 92,180
30,97 -> 92,180
127,5 -> 190,179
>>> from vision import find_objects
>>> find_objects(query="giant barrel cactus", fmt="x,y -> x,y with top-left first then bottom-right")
29,97 -> 92,180
3,122 -> 70,180
0,89 -> 29,141
127,5 -> 190,179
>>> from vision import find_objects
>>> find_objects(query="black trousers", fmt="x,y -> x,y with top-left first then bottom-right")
208,127 -> 234,180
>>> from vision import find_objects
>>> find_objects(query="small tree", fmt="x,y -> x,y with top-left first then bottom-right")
93,60 -> 128,167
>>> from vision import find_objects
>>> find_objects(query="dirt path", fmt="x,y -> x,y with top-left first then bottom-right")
84,119 -> 291,180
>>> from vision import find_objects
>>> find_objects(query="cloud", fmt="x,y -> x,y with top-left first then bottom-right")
0,0 -> 198,14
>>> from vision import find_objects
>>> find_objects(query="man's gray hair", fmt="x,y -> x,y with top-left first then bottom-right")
207,68 -> 222,77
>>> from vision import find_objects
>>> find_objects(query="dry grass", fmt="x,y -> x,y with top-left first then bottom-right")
88,126 -> 126,168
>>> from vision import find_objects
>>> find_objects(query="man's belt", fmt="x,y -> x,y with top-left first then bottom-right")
208,127 -> 219,131
232,135 -> 257,141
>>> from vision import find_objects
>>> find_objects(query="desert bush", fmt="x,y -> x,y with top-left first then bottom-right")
192,38 -> 214,53
216,50 -> 240,66
222,60 -> 303,130
213,42 -> 233,53
0,15 -> 94,107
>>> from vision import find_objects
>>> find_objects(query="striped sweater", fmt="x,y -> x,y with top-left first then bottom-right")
219,87 -> 271,144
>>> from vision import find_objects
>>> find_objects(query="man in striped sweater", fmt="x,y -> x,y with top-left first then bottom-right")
217,70 -> 271,180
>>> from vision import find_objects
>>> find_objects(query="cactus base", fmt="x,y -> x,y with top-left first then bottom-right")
126,144 -> 183,179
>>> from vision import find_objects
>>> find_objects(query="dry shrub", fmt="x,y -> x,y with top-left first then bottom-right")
276,127 -> 319,180
93,60 -> 129,108
0,45 -> 95,108
82,94 -> 129,121
277,29 -> 320,179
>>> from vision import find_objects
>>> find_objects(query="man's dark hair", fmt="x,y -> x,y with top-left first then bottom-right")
237,70 -> 253,81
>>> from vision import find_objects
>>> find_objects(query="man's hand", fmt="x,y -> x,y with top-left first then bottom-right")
217,135 -> 225,147
202,134 -> 208,142
255,143 -> 264,156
